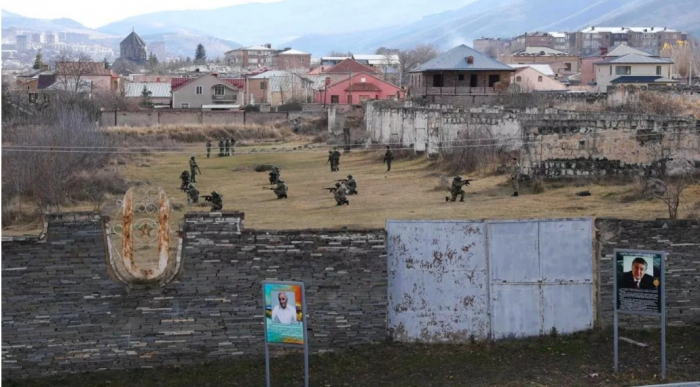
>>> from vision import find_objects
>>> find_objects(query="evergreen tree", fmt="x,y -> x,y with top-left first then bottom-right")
148,52 -> 159,69
140,85 -> 153,108
33,50 -> 44,70
195,44 -> 207,63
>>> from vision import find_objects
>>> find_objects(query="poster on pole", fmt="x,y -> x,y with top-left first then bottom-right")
263,281 -> 306,346
615,250 -> 664,314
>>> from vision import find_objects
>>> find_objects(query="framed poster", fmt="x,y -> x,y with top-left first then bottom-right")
263,281 -> 306,345
615,250 -> 663,314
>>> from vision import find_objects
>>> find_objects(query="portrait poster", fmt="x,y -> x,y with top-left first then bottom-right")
263,282 -> 305,345
615,250 -> 663,314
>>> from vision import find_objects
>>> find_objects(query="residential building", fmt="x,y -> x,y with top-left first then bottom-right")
31,32 -> 44,44
246,70 -> 317,105
508,64 -> 556,78
320,57 -> 350,66
513,32 -> 556,51
171,74 -> 244,108
225,44 -> 275,69
45,32 -> 58,44
409,44 -> 515,100
16,35 -> 28,51
314,72 -> 405,105
473,38 -> 511,58
550,32 -> 568,51
276,49 -> 311,72
577,26 -> 686,56
58,32 -> 90,44
120,30 -> 147,64
579,45 -> 654,86
55,61 -> 121,93
316,59 -> 379,87
510,66 -> 567,92
511,46 -> 579,76
593,54 -> 675,91
125,82 -> 172,106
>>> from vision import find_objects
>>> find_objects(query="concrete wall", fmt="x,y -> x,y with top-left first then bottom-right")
244,111 -> 288,126
201,111 -> 245,125
102,110 -> 297,127
1,212 -> 387,379
364,102 -> 700,175
596,219 -> 700,328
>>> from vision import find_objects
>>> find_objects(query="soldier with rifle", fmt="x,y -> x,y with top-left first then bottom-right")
218,139 -> 225,157
336,175 -> 357,195
383,145 -> 394,172
189,156 -> 201,183
326,150 -> 335,172
446,176 -> 474,202
186,183 -> 199,203
201,191 -> 223,211
332,147 -> 341,171
230,137 -> 236,155
324,182 -> 349,206
269,166 -> 280,184
206,139 -> 212,158
225,138 -> 231,156
265,180 -> 288,199
180,171 -> 190,192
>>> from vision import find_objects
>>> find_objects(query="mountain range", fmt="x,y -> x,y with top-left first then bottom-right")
3,0 -> 699,58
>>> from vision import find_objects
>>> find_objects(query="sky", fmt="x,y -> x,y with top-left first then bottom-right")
2,0 -> 283,29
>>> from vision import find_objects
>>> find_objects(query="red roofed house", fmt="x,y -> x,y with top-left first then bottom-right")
317,59 -> 380,86
55,61 -> 121,93
171,74 -> 245,108
314,72 -> 405,105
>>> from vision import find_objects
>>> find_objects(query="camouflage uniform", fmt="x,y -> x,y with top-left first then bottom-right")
269,166 -> 280,184
511,159 -> 521,197
225,138 -> 231,156
345,175 -> 357,195
218,139 -> 224,157
327,150 -> 335,172
332,148 -> 341,171
272,180 -> 288,199
208,191 -> 223,211
383,146 -> 394,171
446,176 -> 469,202
333,182 -> 349,205
187,183 -> 199,203
189,156 -> 199,183
230,137 -> 236,155
180,171 -> 190,192
206,140 -> 211,158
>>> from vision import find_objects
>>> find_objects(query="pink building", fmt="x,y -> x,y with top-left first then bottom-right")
314,72 -> 404,105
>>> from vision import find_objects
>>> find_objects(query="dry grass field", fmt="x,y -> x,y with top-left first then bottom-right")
115,139 -> 700,230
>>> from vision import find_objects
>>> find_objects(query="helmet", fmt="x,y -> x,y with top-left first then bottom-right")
347,175 -> 352,179
454,176 -> 462,181
211,191 -> 218,196
386,145 -> 390,149
191,156 -> 195,160
335,182 -> 341,187
328,150 -> 332,153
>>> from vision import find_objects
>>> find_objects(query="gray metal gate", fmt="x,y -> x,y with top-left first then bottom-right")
387,218 -> 594,342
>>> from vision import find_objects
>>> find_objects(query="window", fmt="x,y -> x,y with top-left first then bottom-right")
656,66 -> 662,75
260,81 -> 266,89
250,58 -> 258,64
214,85 -> 225,95
432,74 -> 443,87
196,86 -> 203,95
515,76 -> 522,82
615,66 -> 632,75
488,74 -> 500,87
565,62 -> 572,71
609,66 -> 612,75
331,95 -> 339,104
458,74 -> 464,81
470,74 -> 478,87
181,103 -> 190,108
538,76 -> 543,82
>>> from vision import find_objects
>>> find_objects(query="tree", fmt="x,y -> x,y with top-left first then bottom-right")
661,37 -> 700,79
397,44 -> 440,86
33,50 -> 44,70
54,50 -> 97,105
148,52 -> 159,69
103,57 -> 111,69
195,44 -> 207,63
140,85 -> 153,108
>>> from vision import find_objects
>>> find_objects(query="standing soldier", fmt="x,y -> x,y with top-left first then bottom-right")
218,138 -> 224,157
332,147 -> 341,172
186,183 -> 199,203
343,174 -> 358,195
446,176 -> 470,202
230,137 -> 236,155
189,156 -> 201,183
332,182 -> 349,205
269,166 -> 280,184
511,158 -> 521,197
206,139 -> 212,158
180,171 -> 190,192
224,138 -> 230,156
269,179 -> 288,199
383,145 -> 394,172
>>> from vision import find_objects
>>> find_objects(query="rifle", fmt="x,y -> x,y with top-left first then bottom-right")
461,179 -> 475,185
200,195 -> 213,201
335,179 -> 348,182
323,187 -> 337,192
195,166 -> 202,174
262,187 -> 275,190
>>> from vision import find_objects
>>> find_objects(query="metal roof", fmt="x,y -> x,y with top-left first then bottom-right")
595,54 -> 674,65
514,46 -> 572,56
250,70 -> 316,92
606,44 -> 654,57
279,49 -> 309,55
411,45 -> 514,72
611,76 -> 677,84
581,27 -> 676,34
508,64 -> 555,77
125,82 -> 171,98
352,54 -> 400,65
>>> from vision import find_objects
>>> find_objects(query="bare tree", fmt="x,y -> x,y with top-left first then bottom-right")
53,50 -> 97,102
646,175 -> 694,220
397,44 -> 440,86
660,35 -> 700,79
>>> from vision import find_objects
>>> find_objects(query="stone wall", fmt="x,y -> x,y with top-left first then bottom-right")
101,110 -> 296,127
1,212 -> 387,378
595,219 -> 700,328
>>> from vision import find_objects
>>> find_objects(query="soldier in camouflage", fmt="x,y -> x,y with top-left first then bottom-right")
206,139 -> 211,158
189,156 -> 201,183
207,191 -> 223,211
446,176 -> 469,202
344,175 -> 357,195
383,145 -> 394,172
269,166 -> 280,184
224,138 -> 230,156
180,171 -> 190,192
332,182 -> 349,206
511,158 -> 521,197
272,180 -> 288,199
186,183 -> 199,203
218,139 -> 224,157
332,147 -> 341,171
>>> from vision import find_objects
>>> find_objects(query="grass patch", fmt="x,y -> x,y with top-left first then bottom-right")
6,326 -> 700,387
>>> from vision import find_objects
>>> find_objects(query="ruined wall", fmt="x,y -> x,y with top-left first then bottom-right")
596,219 -> 700,328
101,111 -> 298,127
364,102 -> 700,175
1,212 -> 387,378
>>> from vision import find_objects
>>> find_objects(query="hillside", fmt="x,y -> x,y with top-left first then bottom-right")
0,10 -> 112,37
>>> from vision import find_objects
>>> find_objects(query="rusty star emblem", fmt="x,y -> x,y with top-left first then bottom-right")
138,222 -> 155,237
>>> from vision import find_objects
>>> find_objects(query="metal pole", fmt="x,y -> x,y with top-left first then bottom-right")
661,252 -> 667,379
614,311 -> 619,372
302,283 -> 310,387
265,342 -> 271,387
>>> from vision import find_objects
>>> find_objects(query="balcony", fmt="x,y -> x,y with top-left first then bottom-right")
424,86 -> 497,96
212,94 -> 236,101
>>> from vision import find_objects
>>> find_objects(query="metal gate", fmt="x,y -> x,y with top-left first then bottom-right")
387,218 -> 594,342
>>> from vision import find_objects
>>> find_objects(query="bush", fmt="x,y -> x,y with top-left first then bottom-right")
277,102 -> 303,112
253,164 -> 276,172
438,125 -> 514,174
532,178 -> 546,194
243,104 -> 260,112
